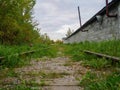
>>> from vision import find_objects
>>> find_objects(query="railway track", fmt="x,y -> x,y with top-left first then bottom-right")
83,50 -> 120,62
0,48 -> 119,64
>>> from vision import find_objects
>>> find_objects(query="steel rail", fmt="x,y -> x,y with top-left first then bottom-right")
83,50 -> 120,62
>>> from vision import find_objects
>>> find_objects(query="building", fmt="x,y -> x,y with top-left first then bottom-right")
64,0 -> 120,43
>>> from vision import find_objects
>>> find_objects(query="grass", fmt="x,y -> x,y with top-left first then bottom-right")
25,79 -> 48,87
62,40 -> 120,89
0,40 -> 120,89
0,71 -> 70,89
0,44 -> 58,68
63,40 -> 120,69
6,69 -> 19,77
25,71 -> 70,79
0,44 -> 59,90
80,71 -> 120,90
0,85 -> 32,90
63,61 -> 73,66
64,40 -> 120,58
0,68 -> 20,80
82,58 -> 111,69
0,80 -> 44,90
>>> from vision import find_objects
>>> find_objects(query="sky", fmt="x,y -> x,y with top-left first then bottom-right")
33,0 -> 112,41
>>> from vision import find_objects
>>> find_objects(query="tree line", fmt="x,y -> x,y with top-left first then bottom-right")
0,0 -> 52,45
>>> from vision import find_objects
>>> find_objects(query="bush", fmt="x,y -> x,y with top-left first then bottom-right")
80,72 -> 120,90
83,58 -> 111,69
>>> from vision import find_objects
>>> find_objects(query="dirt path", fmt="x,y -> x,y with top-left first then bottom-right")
0,56 -> 90,90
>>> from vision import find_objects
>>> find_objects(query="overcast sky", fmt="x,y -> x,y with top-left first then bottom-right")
33,0 -> 112,40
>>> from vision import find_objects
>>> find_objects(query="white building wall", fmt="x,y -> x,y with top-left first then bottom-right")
65,2 -> 120,43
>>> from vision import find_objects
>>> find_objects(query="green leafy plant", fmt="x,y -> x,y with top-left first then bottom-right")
0,44 -> 58,68
82,58 -> 111,69
80,72 -> 120,90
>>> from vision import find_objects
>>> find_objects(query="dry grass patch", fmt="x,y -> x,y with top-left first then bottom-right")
25,71 -> 70,79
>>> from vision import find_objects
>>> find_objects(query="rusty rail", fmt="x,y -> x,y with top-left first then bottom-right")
0,57 -> 4,60
0,47 -> 49,61
19,50 -> 36,56
83,50 -> 120,62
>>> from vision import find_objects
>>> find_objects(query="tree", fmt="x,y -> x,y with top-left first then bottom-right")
40,33 -> 52,44
0,0 -> 39,45
65,28 -> 74,37
55,40 -> 63,44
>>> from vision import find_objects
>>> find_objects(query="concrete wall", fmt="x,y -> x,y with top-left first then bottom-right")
119,2 -> 120,35
64,2 -> 120,44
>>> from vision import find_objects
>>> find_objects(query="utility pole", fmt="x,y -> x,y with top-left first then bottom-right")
78,6 -> 82,27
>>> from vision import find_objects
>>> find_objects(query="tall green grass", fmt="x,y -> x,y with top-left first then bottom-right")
80,71 -> 120,90
63,40 -> 120,89
64,40 -> 120,57
0,44 -> 58,68
63,40 -> 120,69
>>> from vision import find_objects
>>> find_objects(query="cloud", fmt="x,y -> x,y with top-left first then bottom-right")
56,25 -> 72,34
33,0 -> 110,40
56,24 -> 79,34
